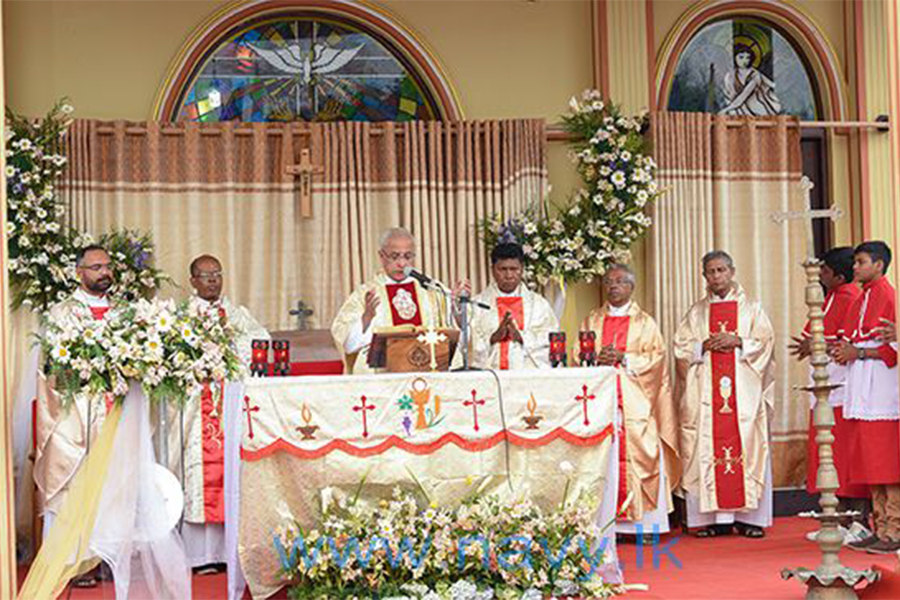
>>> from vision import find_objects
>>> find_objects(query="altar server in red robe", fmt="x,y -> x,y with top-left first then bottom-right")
790,247 -> 870,544
830,241 -> 900,554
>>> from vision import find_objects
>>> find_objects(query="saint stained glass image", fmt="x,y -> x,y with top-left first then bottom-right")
668,18 -> 818,120
177,18 -> 439,122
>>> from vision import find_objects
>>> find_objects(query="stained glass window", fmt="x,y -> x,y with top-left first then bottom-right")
177,17 -> 439,122
668,18 -> 819,120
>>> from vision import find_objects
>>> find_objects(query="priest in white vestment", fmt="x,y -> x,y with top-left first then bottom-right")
452,242 -> 558,370
34,244 -> 117,587
170,254 -> 269,570
331,227 -> 457,374
674,250 -> 775,539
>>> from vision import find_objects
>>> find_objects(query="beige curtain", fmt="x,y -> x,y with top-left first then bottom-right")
318,120 -> 546,299
59,119 -> 547,331
651,112 -> 809,487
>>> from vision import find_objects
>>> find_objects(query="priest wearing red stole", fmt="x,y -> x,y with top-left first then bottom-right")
172,254 -> 269,571
454,242 -> 558,370
34,244 -> 116,587
830,241 -> 900,554
789,247 -> 870,544
578,264 -> 680,540
674,250 -> 775,539
332,227 -> 458,374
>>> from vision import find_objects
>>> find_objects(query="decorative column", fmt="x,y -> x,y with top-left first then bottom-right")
0,1 -> 18,596
592,0 -> 656,311
593,0 -> 655,113
851,0 -> 895,247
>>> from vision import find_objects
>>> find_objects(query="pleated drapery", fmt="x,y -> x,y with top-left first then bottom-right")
59,119 -> 547,330
650,112 -> 809,487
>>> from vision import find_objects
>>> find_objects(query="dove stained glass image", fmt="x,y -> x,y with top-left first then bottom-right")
177,18 -> 439,122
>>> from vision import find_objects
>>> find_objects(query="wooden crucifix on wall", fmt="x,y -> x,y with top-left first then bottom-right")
285,148 -> 324,218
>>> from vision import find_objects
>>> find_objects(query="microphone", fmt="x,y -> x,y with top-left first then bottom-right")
402,266 -> 436,287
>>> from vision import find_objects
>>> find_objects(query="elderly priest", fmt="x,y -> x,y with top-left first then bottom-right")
453,242 -> 558,370
332,227 -> 461,374
674,250 -> 775,539
578,263 -> 680,539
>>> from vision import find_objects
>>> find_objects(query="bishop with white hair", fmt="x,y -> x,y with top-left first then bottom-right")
331,227 -> 463,374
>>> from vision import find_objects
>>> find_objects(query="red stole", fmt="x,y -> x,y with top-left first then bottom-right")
496,296 -> 524,370
601,315 -> 630,513
709,301 -> 746,509
89,306 -> 109,320
200,380 -> 225,523
386,282 -> 423,327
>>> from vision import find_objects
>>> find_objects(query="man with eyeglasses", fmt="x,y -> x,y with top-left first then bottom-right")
174,254 -> 269,573
577,263 -> 680,543
332,227 -> 460,374
33,244 -> 117,587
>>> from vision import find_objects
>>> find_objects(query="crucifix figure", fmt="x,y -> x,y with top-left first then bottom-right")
464,389 -> 486,432
289,299 -> 314,330
353,395 -> 376,438
574,384 -> 596,427
417,327 -> 448,371
285,148 -> 324,219
243,396 -> 260,440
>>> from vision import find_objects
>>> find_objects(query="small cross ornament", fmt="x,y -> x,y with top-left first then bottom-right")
417,327 -> 447,371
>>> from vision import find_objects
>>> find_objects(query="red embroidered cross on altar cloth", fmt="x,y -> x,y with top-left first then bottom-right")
496,296 -> 524,370
386,282 -> 423,327
709,301 -> 746,509
601,315 -> 630,513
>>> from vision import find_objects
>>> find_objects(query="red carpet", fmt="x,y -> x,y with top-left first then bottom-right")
18,517 -> 900,599
618,516 -> 897,600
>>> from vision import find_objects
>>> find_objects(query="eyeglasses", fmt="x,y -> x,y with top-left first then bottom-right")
195,271 -> 223,282
384,252 -> 415,262
603,278 -> 632,287
80,263 -> 114,273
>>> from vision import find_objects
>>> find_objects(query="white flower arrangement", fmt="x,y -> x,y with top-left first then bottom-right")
482,91 -> 661,286
6,101 -> 169,311
277,488 -> 619,600
38,297 -> 244,408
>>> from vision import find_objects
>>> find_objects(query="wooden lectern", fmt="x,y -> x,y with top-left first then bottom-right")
367,327 -> 459,372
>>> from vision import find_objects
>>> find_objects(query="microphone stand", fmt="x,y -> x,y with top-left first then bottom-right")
419,280 -> 489,372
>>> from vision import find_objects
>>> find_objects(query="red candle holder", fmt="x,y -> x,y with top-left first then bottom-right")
578,331 -> 597,367
549,332 -> 567,368
251,340 -> 270,377
273,340 -> 290,364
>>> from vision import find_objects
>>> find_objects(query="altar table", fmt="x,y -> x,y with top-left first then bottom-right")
236,368 -> 624,599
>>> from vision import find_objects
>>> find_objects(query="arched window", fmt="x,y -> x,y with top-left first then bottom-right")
155,1 -> 461,122
667,17 -> 820,120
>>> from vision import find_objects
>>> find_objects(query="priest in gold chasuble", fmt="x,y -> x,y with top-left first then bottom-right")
454,242 -> 558,370
674,250 -> 776,538
331,228 -> 454,374
578,264 -> 680,536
